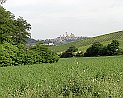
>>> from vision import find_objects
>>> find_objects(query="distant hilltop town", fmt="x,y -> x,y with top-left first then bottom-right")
43,32 -> 89,45
27,32 -> 89,46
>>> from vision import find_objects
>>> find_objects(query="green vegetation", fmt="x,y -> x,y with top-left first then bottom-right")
0,56 -> 123,98
29,43 -> 59,64
1,3 -> 123,98
60,46 -> 79,58
0,42 -> 59,67
0,6 -> 59,66
0,6 -> 31,44
60,40 -> 122,58
84,40 -> 123,57
49,31 -> 123,53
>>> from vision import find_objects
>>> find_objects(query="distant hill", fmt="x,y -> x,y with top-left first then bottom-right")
43,36 -> 89,45
42,32 -> 89,45
49,31 -> 123,53
26,33 -> 89,46
26,38 -> 38,46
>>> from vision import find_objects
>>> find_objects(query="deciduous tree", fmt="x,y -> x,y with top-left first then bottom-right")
0,6 -> 31,44
107,40 -> 120,55
84,42 -> 103,56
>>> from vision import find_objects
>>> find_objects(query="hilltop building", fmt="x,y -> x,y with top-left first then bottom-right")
43,32 -> 88,45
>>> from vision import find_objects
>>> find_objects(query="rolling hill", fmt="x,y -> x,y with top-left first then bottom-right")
49,31 -> 123,53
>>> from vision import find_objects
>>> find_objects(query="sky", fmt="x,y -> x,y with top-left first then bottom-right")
3,0 -> 123,40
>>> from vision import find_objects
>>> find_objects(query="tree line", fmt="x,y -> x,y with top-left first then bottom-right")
60,40 -> 123,58
84,40 -> 123,57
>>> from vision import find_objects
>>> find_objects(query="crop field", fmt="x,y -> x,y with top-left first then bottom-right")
0,56 -> 123,98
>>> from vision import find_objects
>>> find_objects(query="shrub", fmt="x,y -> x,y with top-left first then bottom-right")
84,40 -> 122,57
84,42 -> 103,57
106,40 -> 120,56
29,43 -> 59,63
0,42 -> 59,67
0,42 -> 18,67
60,51 -> 74,58
60,46 -> 78,58
66,46 -> 78,53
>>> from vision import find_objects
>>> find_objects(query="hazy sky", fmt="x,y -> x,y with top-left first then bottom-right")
3,0 -> 123,40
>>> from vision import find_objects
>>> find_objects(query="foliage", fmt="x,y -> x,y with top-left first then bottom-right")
84,40 -> 122,57
0,6 -> 14,43
12,17 -> 31,44
0,42 -> 31,66
0,7 -> 59,66
84,42 -> 103,57
0,42 -> 59,67
66,46 -> 78,53
60,51 -> 73,58
30,43 -> 59,63
0,6 -> 31,44
60,46 -> 78,58
0,56 -> 123,97
0,42 -> 18,67
106,40 -> 120,55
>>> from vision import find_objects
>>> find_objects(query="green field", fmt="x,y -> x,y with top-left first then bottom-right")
0,56 -> 123,98
49,31 -> 123,53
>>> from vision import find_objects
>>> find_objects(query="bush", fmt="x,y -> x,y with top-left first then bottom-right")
29,43 -> 59,63
106,40 -> 120,56
84,40 -> 122,57
0,42 -> 59,67
60,52 -> 74,58
0,42 -> 18,67
84,42 -> 103,57
60,46 -> 78,58
66,46 -> 78,53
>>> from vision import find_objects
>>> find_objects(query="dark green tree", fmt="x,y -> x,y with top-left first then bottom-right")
106,40 -> 120,55
30,43 -> 59,63
0,7 -> 31,44
84,40 -> 122,57
84,42 -> 103,57
60,46 -> 78,58
98,46 -> 108,56
12,17 -> 31,44
66,46 -> 78,53
0,6 -> 15,43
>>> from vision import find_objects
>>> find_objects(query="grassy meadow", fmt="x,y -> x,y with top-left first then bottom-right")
0,56 -> 123,98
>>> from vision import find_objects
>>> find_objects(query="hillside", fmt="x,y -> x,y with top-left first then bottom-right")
49,31 -> 123,53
